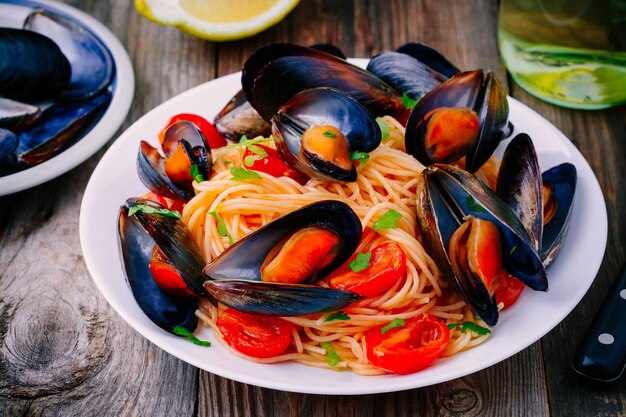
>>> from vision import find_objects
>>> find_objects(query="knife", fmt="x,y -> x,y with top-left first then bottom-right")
572,263 -> 626,382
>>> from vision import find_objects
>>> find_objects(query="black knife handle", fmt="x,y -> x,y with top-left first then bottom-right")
572,264 -> 626,382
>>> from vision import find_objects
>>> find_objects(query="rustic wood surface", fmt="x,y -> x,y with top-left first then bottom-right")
1,0 -> 624,416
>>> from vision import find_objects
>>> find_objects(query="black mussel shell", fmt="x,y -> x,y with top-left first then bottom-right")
204,200 -> 362,282
541,163 -> 577,266
396,42 -> 461,78
0,28 -> 70,100
0,98 -> 41,132
272,87 -> 381,183
162,120 -> 212,181
122,198 -> 208,296
15,90 -> 111,166
309,43 -> 347,59
137,140 -> 193,201
118,201 -> 198,334
204,280 -> 362,316
242,43 -> 405,122
24,9 -> 114,100
0,128 -> 18,175
213,89 -> 271,142
496,134 -> 543,251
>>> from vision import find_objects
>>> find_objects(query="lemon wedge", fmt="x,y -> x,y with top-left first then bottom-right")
135,0 -> 300,41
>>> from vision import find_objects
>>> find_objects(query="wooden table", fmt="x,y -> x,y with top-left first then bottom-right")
1,1 -> 625,415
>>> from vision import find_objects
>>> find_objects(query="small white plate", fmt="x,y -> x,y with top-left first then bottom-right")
0,0 -> 134,196
80,61 -> 607,395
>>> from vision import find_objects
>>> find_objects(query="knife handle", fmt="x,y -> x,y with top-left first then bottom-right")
572,264 -> 626,382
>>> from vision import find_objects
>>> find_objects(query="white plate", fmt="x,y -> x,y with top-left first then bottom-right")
0,0 -> 134,196
80,60 -> 607,395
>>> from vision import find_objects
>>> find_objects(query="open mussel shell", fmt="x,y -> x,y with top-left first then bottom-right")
137,141 -> 193,201
242,43 -> 405,122
541,163 -> 577,266
496,133 -> 543,251
204,280 -> 362,316
405,70 -> 509,172
118,199 -> 198,333
272,88 -> 381,183
162,121 -> 212,181
214,89 -> 271,141
0,28 -> 70,100
24,9 -> 114,100
0,98 -> 41,131
15,90 -> 111,166
396,42 -> 461,78
0,128 -> 18,175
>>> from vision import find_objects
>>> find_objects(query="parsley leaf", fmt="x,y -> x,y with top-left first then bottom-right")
243,144 -> 268,167
189,164 -> 204,183
128,204 -> 181,219
372,209 -> 402,232
376,117 -> 391,142
350,150 -> 369,167
322,130 -> 337,138
348,251 -> 371,272
402,92 -> 420,110
509,245 -> 518,255
238,134 -> 249,143
324,311 -> 350,322
223,160 -> 232,166
466,196 -> 486,212
230,166 -> 261,181
380,318 -> 406,335
209,211 -> 234,245
220,137 -> 271,150
321,341 -> 341,367
447,321 -> 491,335
172,326 -> 211,347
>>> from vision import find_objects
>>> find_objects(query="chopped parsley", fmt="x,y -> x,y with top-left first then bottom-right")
209,211 -> 234,245
238,134 -> 249,143
322,130 -> 337,138
221,137 -> 271,150
380,318 -> 406,335
128,204 -> 181,219
376,117 -> 391,142
230,166 -> 262,181
509,245 -> 518,255
348,251 -> 371,273
321,341 -> 341,367
372,209 -> 402,232
402,92 -> 421,110
243,144 -> 268,167
189,164 -> 204,183
466,196 -> 486,212
350,150 -> 369,167
447,321 -> 491,335
223,160 -> 232,166
324,311 -> 351,322
172,326 -> 211,347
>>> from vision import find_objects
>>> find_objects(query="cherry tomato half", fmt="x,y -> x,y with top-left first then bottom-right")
148,246 -> 195,297
141,191 -> 185,213
242,144 -> 308,184
365,315 -> 450,374
329,242 -> 406,297
216,309 -> 293,358
162,113 -> 227,149
494,270 -> 525,310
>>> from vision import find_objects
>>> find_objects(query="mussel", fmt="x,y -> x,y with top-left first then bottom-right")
0,98 -> 41,131
242,43 -> 406,122
405,70 -> 509,173
0,128 -> 18,175
416,164 -> 547,325
137,121 -> 212,201
271,88 -> 381,183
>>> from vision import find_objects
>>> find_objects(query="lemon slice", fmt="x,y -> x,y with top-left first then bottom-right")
135,0 -> 300,41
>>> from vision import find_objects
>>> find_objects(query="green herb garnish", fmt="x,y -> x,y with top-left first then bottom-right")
243,144 -> 269,167
350,150 -> 369,167
224,160 -> 232,166
466,196 -> 486,212
372,209 -> 402,232
189,164 -> 204,183
209,211 -> 234,245
509,245 -> 518,255
128,204 -> 181,219
238,134 -> 249,143
447,321 -> 491,335
230,166 -> 262,181
376,117 -> 391,142
322,130 -> 337,138
220,137 -> 271,150
380,318 -> 406,335
402,92 -> 420,110
348,251 -> 371,273
321,341 -> 341,367
172,326 -> 211,347
324,311 -> 351,322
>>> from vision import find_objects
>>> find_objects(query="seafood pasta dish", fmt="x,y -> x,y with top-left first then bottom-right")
117,43 -> 576,375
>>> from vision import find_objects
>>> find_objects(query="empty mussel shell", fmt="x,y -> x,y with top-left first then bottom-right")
214,89 -> 271,141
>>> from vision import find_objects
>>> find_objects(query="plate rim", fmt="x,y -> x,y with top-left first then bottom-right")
0,0 -> 134,196
79,65 -> 608,395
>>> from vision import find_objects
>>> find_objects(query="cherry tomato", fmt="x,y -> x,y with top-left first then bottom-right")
216,309 -> 293,358
329,242 -> 406,297
148,246 -> 195,297
494,270 -> 525,310
243,144 -> 308,184
141,192 -> 185,213
365,315 -> 450,374
162,113 -> 227,149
